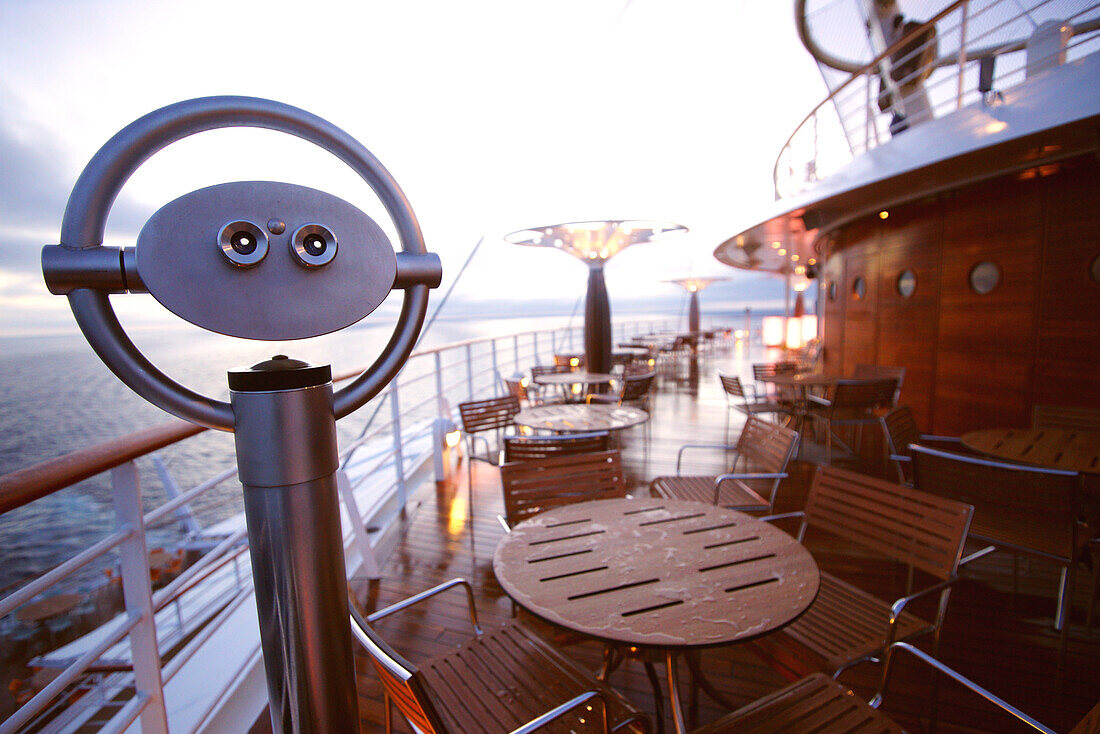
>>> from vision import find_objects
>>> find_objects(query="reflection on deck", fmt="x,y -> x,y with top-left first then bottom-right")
350,342 -> 1100,733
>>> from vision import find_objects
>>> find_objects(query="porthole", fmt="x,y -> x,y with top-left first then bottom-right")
827,281 -> 838,301
1090,253 -> 1100,284
969,261 -> 1001,295
896,270 -> 917,298
852,276 -> 866,300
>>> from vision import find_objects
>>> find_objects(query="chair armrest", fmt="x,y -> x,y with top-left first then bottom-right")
367,578 -> 482,635
715,472 -> 788,483
497,514 -> 512,533
919,434 -> 962,443
959,545 -> 998,566
872,643 -> 1056,732
758,511 -> 805,523
508,691 -> 609,734
676,443 -> 741,473
889,576 -> 960,623
585,394 -> 618,404
467,432 -> 491,460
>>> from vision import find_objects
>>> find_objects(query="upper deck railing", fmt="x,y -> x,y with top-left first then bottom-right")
775,0 -> 1100,199
0,317 -> 680,732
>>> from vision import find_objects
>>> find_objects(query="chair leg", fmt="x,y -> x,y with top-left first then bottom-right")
1057,565 -> 1074,669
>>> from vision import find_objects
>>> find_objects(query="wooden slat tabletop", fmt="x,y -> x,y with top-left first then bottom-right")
514,404 -> 648,433
962,428 -> 1100,474
531,371 -> 615,386
493,497 -> 819,648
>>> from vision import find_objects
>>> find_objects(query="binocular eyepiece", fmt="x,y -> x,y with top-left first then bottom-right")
218,220 -> 338,269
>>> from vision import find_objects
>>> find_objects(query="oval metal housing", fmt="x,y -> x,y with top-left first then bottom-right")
137,181 -> 397,340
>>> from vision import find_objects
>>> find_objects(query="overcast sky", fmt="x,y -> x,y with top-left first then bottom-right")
0,0 -> 825,339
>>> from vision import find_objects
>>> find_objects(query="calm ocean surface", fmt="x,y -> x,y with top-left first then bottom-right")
0,311 -> 591,593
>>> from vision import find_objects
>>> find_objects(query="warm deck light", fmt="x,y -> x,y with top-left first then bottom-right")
569,357 -> 580,367
879,210 -> 889,219
666,277 -> 729,333
445,429 -> 462,448
507,220 -> 688,373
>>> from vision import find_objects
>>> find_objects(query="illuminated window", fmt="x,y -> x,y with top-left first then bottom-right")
969,261 -> 1001,295
897,270 -> 917,298
852,276 -> 866,301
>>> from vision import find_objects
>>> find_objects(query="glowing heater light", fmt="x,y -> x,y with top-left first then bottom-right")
445,429 -> 462,448
762,316 -> 785,347
762,315 -> 817,349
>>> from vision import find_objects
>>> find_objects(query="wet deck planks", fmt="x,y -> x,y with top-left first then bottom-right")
351,346 -> 1100,733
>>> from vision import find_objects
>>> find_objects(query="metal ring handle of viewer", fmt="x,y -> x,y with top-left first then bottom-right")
57,96 -> 432,431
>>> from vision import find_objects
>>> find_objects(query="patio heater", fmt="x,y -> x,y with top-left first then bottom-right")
41,96 -> 442,732
507,220 -> 687,374
665,276 -> 728,335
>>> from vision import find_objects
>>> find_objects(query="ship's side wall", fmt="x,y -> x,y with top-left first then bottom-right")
819,153 -> 1100,435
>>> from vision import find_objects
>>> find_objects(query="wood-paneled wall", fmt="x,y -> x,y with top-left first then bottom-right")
820,154 -> 1100,435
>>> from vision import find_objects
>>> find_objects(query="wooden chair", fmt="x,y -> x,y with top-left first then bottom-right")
752,465 -> 974,680
1032,404 -> 1100,431
502,372 -> 560,407
531,363 -> 573,403
692,641 -> 1069,734
881,405 -> 966,484
503,431 -> 610,462
586,371 -> 656,412
649,416 -> 798,513
806,377 -> 898,463
909,444 -> 1085,665
499,449 -> 627,529
351,578 -> 651,734
853,363 -> 906,407
554,353 -> 585,370
457,395 -> 520,509
717,372 -> 789,442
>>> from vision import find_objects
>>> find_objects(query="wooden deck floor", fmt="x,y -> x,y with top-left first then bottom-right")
350,343 -> 1100,733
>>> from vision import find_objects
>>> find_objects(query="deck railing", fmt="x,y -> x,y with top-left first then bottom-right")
775,0 -> 1100,199
0,317 -> 673,733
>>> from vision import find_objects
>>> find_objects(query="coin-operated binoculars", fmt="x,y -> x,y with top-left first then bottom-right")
41,97 -> 442,732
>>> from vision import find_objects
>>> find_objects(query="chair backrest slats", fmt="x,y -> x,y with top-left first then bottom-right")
737,416 -> 799,474
882,405 -> 920,459
501,449 -> 627,525
351,614 -> 446,734
718,372 -> 749,402
619,371 -> 656,402
826,378 -> 898,414
910,446 -> 1079,562
458,395 -> 521,434
854,363 -> 906,404
804,465 -> 973,580
503,432 -> 610,462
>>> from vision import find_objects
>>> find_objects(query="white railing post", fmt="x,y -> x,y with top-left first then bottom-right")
337,470 -> 379,578
434,352 -> 445,414
958,2 -> 970,109
465,344 -> 474,400
389,388 -> 407,509
491,339 -> 499,383
513,335 -> 520,372
533,332 -> 540,364
111,461 -> 168,733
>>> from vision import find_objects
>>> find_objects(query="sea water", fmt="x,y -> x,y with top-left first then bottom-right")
0,312 -> 584,593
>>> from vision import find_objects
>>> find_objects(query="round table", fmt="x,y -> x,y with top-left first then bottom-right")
962,428 -> 1100,474
514,404 -> 648,433
531,370 -> 615,387
494,497 -> 819,732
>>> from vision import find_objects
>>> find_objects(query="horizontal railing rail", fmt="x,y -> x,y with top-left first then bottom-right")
775,0 -> 1100,199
